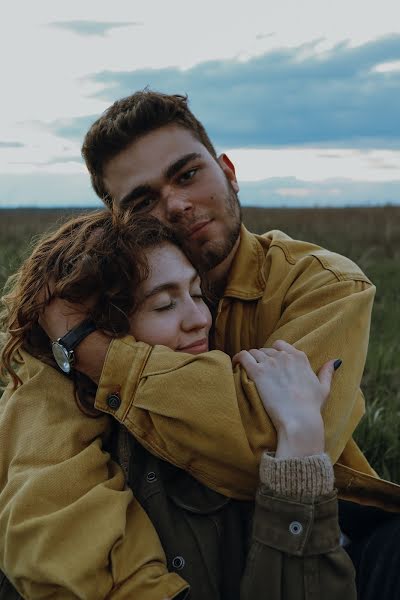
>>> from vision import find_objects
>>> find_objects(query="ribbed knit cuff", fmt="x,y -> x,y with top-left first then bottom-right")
259,452 -> 334,502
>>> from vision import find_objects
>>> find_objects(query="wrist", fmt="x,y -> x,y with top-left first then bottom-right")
74,331 -> 111,383
275,415 -> 325,458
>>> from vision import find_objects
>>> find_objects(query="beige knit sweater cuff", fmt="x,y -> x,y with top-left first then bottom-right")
259,452 -> 334,502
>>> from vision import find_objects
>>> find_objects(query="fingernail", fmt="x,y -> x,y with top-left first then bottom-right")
334,359 -> 342,371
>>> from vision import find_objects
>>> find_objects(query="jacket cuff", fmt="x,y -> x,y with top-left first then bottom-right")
254,491 -> 340,556
95,336 -> 151,420
259,452 -> 334,502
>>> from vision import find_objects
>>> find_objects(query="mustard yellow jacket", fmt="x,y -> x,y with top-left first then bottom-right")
0,226 -> 398,598
0,356 -> 355,600
95,226 -> 400,509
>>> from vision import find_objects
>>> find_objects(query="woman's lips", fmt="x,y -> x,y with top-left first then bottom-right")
178,339 -> 209,354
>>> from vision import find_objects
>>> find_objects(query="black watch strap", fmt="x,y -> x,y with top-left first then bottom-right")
58,318 -> 97,351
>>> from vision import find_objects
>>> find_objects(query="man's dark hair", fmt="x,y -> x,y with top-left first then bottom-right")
82,90 -> 217,208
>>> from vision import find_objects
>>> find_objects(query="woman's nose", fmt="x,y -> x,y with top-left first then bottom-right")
182,299 -> 209,331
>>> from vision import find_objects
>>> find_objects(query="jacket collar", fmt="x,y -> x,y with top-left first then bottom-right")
223,225 -> 267,300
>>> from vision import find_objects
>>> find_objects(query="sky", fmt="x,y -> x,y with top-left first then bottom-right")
1,0 -> 400,208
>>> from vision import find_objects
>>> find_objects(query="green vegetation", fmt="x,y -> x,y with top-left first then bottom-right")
1,206 -> 399,482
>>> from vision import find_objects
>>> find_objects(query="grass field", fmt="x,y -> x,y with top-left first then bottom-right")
1,206 -> 399,482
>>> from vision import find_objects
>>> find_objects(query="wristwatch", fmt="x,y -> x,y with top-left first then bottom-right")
51,318 -> 97,374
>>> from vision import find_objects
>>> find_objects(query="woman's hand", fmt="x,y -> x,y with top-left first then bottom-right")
232,340 -> 340,458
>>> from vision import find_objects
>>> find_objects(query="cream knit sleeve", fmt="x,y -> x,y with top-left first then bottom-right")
259,452 -> 335,502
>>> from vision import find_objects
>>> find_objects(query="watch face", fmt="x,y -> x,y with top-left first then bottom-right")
52,342 -> 73,374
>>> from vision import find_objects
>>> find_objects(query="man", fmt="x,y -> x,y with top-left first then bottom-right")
46,90 -> 400,591
73,90 -> 377,495
2,91 -> 400,598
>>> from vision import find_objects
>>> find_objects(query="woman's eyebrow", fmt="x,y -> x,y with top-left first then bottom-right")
144,272 -> 200,299
119,153 -> 201,208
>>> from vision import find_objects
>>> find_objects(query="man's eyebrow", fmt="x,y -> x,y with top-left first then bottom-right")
164,152 -> 202,180
143,272 -> 200,300
119,153 -> 202,208
119,184 -> 153,209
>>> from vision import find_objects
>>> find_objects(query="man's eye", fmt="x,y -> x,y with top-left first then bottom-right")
179,169 -> 197,183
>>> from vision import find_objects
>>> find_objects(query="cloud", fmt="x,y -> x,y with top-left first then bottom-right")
0,141 -> 24,148
45,155 -> 83,165
50,115 -> 98,141
0,173 -> 100,207
49,20 -> 142,37
1,173 -> 399,208
240,177 -> 400,207
51,34 -> 399,150
275,187 -> 340,198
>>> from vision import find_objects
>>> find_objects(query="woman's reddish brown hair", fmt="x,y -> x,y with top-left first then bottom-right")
0,209 -> 179,399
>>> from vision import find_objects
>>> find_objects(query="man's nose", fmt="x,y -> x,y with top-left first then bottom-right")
163,188 -> 193,221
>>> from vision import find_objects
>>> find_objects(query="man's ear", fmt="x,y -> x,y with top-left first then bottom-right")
218,153 -> 239,193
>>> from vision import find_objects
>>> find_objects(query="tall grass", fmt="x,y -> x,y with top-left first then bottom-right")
1,206 -> 399,482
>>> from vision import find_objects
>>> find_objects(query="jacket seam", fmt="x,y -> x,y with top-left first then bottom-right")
270,241 -> 372,284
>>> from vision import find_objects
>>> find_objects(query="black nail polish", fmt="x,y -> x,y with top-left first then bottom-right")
334,359 -> 343,371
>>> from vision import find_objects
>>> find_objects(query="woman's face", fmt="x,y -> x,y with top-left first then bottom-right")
129,242 -> 212,354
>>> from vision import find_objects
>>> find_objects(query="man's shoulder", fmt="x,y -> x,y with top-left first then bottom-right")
254,229 -> 372,284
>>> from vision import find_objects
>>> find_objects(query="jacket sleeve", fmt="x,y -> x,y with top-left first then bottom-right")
95,275 -> 374,499
240,453 -> 356,600
0,356 -> 188,600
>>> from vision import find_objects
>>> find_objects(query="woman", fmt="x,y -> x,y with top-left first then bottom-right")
0,210 -> 354,599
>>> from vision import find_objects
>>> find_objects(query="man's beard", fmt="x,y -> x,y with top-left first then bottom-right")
181,186 -> 242,273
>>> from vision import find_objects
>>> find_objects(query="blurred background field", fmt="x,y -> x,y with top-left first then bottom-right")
1,206 -> 399,482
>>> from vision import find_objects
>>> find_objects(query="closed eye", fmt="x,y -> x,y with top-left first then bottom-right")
154,300 -> 177,312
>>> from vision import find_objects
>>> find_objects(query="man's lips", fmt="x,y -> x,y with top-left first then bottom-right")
188,220 -> 212,239
178,338 -> 209,353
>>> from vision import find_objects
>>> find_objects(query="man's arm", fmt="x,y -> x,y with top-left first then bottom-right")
40,270 -> 375,499
91,277 -> 374,497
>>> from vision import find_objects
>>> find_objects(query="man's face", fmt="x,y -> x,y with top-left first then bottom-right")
103,125 -> 241,272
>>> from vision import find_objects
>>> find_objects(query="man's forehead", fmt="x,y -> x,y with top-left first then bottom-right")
104,124 -> 206,199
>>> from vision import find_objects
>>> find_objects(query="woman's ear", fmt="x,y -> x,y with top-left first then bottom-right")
218,153 -> 239,193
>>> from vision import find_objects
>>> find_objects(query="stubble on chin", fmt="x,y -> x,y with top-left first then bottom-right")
184,188 -> 241,273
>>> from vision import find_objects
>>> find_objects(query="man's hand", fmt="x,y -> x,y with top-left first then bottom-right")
232,340 -> 339,458
39,296 -> 89,341
39,296 -> 111,383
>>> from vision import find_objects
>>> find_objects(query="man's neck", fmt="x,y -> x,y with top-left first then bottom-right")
205,234 -> 241,299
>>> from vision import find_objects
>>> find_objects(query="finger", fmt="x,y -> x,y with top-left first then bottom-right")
272,339 -> 298,354
248,348 -> 271,363
257,347 -> 279,358
317,360 -> 336,399
272,340 -> 309,364
232,350 -> 257,369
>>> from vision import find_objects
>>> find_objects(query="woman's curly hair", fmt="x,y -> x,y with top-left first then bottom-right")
0,209 -> 179,398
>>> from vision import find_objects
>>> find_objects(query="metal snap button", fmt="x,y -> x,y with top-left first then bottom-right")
146,471 -> 157,483
172,556 -> 185,570
106,393 -> 121,410
289,521 -> 303,535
